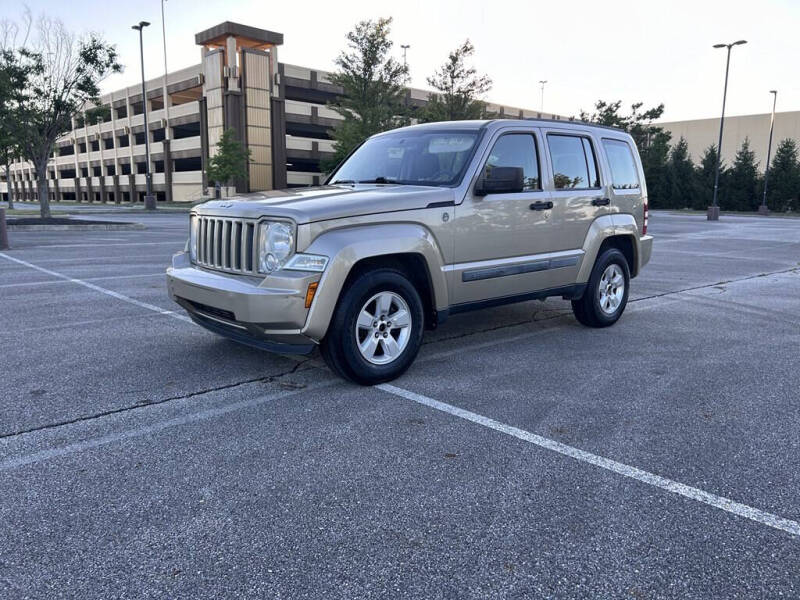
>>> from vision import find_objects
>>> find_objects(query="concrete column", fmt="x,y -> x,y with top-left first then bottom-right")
85,176 -> 94,204
12,175 -> 20,204
99,172 -> 107,204
51,148 -> 59,202
199,96 -> 209,194
113,174 -> 121,205
127,173 -> 136,204
163,139 -> 173,203
73,177 -> 81,203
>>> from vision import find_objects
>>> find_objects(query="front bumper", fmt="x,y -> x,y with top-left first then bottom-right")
166,252 -> 320,354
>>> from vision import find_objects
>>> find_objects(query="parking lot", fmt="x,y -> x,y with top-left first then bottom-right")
1,210 -> 799,598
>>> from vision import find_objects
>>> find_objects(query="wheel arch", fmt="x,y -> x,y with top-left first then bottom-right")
301,223 -> 448,341
577,214 -> 642,282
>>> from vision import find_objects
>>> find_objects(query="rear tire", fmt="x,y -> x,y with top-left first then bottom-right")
320,268 -> 424,385
571,248 -> 630,328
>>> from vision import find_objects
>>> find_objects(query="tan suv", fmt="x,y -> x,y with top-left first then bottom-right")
167,119 -> 653,384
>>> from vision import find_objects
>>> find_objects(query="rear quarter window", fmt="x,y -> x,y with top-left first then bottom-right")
602,139 -> 641,190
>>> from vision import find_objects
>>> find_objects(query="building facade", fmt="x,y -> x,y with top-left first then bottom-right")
658,111 -> 800,170
0,22 -> 562,205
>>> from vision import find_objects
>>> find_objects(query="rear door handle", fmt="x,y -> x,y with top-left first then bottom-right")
530,201 -> 553,211
592,197 -> 611,206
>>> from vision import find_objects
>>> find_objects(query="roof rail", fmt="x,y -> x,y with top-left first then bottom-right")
501,117 -> 627,132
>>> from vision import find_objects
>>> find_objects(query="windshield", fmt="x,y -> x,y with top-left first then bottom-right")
329,129 -> 481,187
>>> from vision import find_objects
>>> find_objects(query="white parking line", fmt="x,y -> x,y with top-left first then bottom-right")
376,384 -> 800,537
0,253 -> 191,323
0,253 -> 171,265
24,241 -> 182,249
0,272 -> 163,289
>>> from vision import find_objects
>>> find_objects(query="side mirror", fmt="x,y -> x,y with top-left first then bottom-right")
475,166 -> 524,196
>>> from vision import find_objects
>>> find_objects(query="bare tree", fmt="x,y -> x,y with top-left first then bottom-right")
10,13 -> 120,218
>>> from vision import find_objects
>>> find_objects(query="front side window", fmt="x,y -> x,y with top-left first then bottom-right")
602,138 -> 640,190
330,129 -> 481,187
483,133 -> 540,191
547,134 -> 601,190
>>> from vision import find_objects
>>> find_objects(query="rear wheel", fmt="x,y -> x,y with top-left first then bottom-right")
571,248 -> 630,328
320,268 -> 424,385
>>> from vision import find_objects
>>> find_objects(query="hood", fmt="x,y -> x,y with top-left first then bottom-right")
194,184 -> 456,224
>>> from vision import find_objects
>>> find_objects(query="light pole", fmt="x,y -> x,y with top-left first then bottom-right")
132,20 -> 156,210
161,0 -> 170,142
759,90 -> 777,215
708,39 -> 747,221
400,44 -> 410,83
538,80 -> 547,113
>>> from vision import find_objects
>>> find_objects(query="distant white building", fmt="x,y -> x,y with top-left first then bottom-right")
657,111 -> 800,169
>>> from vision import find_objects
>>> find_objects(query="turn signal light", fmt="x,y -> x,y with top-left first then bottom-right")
305,282 -> 319,308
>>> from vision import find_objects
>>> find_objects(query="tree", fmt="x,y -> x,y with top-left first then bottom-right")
580,100 -> 672,207
206,128 -> 251,190
324,18 -> 408,171
418,39 -> 492,123
0,50 -> 27,209
0,15 -> 34,209
665,137 -> 695,209
694,145 -> 723,211
725,138 -> 759,211
764,138 -> 800,212
10,14 -> 120,219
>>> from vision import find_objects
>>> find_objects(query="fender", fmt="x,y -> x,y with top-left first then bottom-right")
300,223 -> 449,341
576,213 -> 642,282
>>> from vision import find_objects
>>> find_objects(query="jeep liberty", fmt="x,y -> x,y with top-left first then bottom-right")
167,119 -> 653,384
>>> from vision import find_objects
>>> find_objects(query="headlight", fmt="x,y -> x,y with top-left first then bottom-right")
258,221 -> 295,274
189,215 -> 198,261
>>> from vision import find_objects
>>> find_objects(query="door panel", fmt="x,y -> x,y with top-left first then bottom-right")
450,129 -> 578,305
543,130 -> 612,253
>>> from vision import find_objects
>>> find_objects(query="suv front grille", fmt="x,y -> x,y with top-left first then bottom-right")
195,216 -> 258,275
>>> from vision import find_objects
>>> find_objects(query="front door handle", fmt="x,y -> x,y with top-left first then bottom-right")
530,201 -> 553,211
592,197 -> 611,206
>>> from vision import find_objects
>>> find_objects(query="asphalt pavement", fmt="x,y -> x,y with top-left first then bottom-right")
1,210 -> 799,599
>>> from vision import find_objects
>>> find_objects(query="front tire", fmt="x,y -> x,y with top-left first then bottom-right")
320,268 -> 424,385
571,248 -> 630,328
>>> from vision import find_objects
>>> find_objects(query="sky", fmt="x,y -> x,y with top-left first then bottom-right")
5,0 -> 800,122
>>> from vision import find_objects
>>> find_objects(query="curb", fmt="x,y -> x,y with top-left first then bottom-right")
7,223 -> 146,231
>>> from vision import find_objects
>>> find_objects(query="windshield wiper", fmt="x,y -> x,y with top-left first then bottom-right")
357,177 -> 400,184
331,179 -> 356,184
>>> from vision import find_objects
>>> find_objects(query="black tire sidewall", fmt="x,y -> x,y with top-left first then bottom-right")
587,249 -> 630,326
329,269 -> 424,384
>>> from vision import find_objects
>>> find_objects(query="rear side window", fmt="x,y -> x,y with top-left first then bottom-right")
483,133 -> 541,191
602,138 -> 641,190
546,134 -> 600,190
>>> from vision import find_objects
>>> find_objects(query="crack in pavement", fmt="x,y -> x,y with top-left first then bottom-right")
421,266 -> 800,348
0,357 -> 316,440
628,266 -> 800,304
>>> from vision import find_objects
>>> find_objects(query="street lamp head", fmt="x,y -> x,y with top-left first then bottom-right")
401,44 -> 410,49
132,21 -> 151,31
712,43 -> 727,48
733,39 -> 747,46
770,89 -> 777,94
